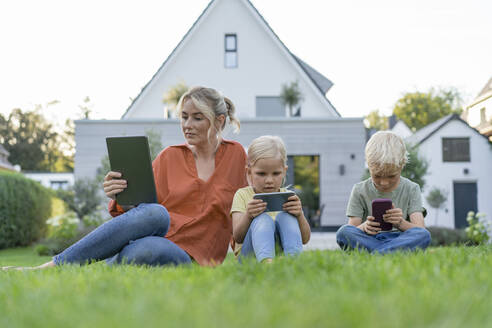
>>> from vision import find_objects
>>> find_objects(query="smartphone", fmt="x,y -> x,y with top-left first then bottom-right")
253,191 -> 296,212
371,198 -> 393,231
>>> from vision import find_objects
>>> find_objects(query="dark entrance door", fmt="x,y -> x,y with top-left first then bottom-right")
453,182 -> 478,228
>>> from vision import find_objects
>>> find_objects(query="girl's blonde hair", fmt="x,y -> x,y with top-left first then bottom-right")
176,86 -> 240,140
365,131 -> 408,174
247,135 -> 287,167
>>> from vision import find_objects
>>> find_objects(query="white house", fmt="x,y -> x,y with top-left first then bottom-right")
463,76 -> 492,141
23,172 -> 74,190
74,0 -> 366,229
0,145 -> 16,171
406,114 -> 492,228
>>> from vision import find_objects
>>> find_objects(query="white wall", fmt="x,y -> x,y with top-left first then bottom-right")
23,172 -> 74,190
417,120 -> 492,228
467,96 -> 492,129
124,0 -> 337,119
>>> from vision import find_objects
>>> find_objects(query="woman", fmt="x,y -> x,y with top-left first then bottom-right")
10,86 -> 248,269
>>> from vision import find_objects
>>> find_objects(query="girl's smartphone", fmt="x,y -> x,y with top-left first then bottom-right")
253,191 -> 296,212
371,198 -> 393,231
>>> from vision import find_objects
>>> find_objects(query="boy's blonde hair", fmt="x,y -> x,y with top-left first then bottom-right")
176,86 -> 240,140
365,131 -> 408,174
247,135 -> 287,167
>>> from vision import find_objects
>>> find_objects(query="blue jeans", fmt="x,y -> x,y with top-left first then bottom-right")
53,203 -> 191,266
336,224 -> 431,254
240,212 -> 303,262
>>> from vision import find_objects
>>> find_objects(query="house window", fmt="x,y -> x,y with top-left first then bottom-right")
286,155 -> 320,227
255,96 -> 285,117
442,138 -> 470,162
224,34 -> 237,68
50,180 -> 69,190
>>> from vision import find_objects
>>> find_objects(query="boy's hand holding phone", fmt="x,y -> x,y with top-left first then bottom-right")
363,216 -> 381,235
383,205 -> 404,229
282,195 -> 303,218
246,199 -> 267,220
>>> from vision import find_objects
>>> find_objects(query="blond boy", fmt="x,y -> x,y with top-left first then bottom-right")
336,131 -> 431,253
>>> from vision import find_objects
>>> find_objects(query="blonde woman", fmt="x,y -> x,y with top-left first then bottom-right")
336,131 -> 431,253
10,86 -> 248,270
231,136 -> 311,263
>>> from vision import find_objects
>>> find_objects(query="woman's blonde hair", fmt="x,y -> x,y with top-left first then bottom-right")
176,86 -> 240,141
365,131 -> 408,174
247,135 -> 287,167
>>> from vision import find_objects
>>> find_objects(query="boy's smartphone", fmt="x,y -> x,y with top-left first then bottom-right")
253,191 -> 296,212
371,198 -> 393,231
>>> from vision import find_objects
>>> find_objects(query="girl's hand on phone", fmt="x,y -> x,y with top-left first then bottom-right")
283,195 -> 303,218
246,199 -> 267,220
383,205 -> 403,228
363,216 -> 381,235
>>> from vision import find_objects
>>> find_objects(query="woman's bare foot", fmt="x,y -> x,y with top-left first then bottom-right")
1,261 -> 55,271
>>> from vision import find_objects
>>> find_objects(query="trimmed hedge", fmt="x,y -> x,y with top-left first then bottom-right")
0,170 -> 52,249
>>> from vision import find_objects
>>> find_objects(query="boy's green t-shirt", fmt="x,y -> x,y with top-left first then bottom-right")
346,177 -> 425,227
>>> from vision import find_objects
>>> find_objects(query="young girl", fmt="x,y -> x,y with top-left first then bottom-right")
230,135 -> 311,263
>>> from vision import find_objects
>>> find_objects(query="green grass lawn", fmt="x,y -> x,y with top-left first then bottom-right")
1,246 -> 492,328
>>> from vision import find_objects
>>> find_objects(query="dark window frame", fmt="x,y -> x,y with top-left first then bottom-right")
442,137 -> 470,162
224,34 -> 238,68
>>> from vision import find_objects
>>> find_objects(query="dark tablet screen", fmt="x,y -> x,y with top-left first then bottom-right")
106,136 -> 157,205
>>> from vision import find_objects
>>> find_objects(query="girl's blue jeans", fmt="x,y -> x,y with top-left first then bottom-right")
336,224 -> 431,254
53,203 -> 191,266
239,212 -> 303,262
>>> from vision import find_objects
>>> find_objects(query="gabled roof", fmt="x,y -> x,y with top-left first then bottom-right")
405,114 -> 490,146
477,76 -> 492,99
122,0 -> 339,119
292,55 -> 333,94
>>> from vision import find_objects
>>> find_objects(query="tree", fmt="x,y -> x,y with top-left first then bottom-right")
280,81 -> 303,117
0,108 -> 73,171
426,187 -> 447,226
57,179 -> 102,220
163,82 -> 188,118
79,96 -> 93,119
365,109 -> 388,130
362,144 -> 429,190
393,87 -> 463,131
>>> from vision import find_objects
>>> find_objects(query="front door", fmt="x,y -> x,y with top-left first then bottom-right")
453,182 -> 478,228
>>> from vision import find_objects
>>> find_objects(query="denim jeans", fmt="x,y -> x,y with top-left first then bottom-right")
240,212 -> 303,262
336,224 -> 431,254
53,203 -> 191,266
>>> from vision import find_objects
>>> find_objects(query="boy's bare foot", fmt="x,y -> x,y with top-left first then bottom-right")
262,258 -> 273,264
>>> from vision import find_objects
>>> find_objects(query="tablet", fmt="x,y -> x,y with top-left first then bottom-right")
253,191 -> 296,212
105,136 -> 157,205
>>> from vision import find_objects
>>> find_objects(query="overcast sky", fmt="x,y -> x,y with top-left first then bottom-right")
0,0 -> 491,126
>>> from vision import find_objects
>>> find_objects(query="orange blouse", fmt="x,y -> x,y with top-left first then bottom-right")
108,139 -> 248,266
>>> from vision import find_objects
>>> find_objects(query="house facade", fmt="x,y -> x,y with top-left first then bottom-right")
74,0 -> 366,228
463,76 -> 492,141
406,115 -> 492,228
0,145 -> 15,171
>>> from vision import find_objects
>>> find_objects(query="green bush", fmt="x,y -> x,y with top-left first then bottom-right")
36,211 -> 106,256
0,170 -> 52,249
465,211 -> 490,245
427,226 -> 473,246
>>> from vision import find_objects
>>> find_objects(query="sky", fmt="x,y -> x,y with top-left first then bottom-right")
0,0 -> 491,126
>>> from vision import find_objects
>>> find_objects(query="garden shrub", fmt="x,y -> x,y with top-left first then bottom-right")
0,171 -> 52,249
427,226 -> 473,246
36,211 -> 107,256
465,211 -> 490,245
